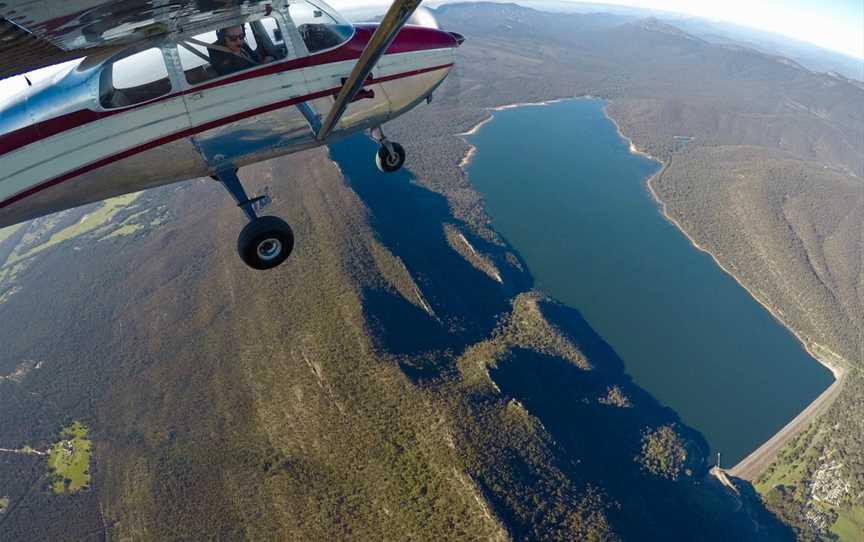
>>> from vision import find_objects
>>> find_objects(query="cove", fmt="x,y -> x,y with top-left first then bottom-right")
464,98 -> 833,464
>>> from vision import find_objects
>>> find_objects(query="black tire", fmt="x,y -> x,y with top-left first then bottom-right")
237,216 -> 294,270
375,142 -> 406,173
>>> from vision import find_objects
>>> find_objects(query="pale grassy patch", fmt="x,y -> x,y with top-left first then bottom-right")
9,192 -> 143,263
47,421 -> 92,494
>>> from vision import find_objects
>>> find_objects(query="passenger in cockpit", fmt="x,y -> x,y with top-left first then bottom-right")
210,26 -> 270,76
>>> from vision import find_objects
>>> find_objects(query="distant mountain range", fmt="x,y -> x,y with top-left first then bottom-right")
386,1 -> 863,82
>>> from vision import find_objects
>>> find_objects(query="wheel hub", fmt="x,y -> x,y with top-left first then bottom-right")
257,238 -> 283,261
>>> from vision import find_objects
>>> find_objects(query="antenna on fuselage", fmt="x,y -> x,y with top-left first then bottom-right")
23,75 -> 32,86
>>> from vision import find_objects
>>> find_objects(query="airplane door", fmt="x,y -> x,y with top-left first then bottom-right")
287,2 -> 393,134
175,17 -> 314,169
86,46 -> 197,188
0,47 -> 204,226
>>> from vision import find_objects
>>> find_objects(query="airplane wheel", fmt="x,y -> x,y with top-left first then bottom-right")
237,216 -> 294,270
375,142 -> 406,173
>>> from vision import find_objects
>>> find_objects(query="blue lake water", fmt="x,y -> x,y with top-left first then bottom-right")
465,98 -> 833,464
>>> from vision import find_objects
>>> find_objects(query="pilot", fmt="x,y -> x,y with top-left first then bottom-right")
209,25 -> 270,76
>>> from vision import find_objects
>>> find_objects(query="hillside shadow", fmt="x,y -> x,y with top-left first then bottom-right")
360,288 -> 452,357
330,135 -> 527,362
488,303 -> 794,541
331,134 -> 791,540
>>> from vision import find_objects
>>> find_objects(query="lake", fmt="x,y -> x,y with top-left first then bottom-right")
464,98 -> 833,464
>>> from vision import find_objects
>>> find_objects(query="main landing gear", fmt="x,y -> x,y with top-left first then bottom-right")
215,167 -> 294,270
370,126 -> 406,173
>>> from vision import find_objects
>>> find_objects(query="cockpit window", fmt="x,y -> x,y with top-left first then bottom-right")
177,17 -> 289,85
99,48 -> 171,109
288,1 -> 354,53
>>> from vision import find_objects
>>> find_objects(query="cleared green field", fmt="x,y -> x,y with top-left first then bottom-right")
755,423 -> 826,493
47,421 -> 92,494
0,496 -> 9,512
832,506 -> 864,541
102,223 -> 144,240
0,224 -> 22,246
9,192 -> 142,264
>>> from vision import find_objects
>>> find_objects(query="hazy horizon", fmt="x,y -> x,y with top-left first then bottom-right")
332,0 -> 864,60
0,0 -> 860,97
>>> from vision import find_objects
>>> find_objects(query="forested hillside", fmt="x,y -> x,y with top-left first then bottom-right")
0,2 -> 860,540
394,4 -> 863,539
0,142 -> 792,539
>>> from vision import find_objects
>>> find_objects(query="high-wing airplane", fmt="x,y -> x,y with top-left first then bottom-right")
0,0 -> 463,269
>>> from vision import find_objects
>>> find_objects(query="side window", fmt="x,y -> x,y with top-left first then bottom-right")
289,3 -> 354,54
178,17 -> 286,85
99,48 -> 171,109
261,17 -> 294,59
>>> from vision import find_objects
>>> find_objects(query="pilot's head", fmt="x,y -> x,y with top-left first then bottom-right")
222,26 -> 246,53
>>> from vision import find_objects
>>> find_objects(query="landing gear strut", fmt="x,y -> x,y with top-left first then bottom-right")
215,167 -> 294,270
370,126 -> 406,173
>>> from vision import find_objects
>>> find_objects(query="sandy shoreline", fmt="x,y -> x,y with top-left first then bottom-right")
456,97 -> 846,479
456,97 -> 579,169
648,186 -> 845,381
602,106 -> 843,375
646,159 -> 846,474
603,106 -> 846,477
603,108 -> 655,161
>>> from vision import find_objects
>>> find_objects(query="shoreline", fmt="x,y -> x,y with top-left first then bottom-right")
602,106 -> 843,376
456,97 -> 579,169
603,106 -> 846,477
456,97 -> 846,481
603,108 -> 655,161
644,160 -> 845,476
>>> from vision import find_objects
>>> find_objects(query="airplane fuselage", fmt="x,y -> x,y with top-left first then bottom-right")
0,15 -> 459,228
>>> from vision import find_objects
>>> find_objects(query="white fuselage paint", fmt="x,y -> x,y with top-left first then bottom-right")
0,45 -> 453,227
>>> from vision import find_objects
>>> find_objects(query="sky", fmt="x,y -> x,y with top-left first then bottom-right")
1,0 -> 861,95
592,0 -> 864,59
331,0 -> 864,59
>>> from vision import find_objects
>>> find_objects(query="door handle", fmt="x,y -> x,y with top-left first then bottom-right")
189,92 -> 203,101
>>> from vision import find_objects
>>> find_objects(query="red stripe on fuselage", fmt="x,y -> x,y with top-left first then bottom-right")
0,25 -> 457,156
0,63 -> 452,210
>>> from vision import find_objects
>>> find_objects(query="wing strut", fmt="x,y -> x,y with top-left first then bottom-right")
316,0 -> 423,141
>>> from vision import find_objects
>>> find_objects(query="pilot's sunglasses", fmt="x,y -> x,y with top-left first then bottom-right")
226,32 -> 245,41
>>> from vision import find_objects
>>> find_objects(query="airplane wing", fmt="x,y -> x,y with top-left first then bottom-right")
0,14 -> 115,80
0,0 -> 275,81
317,0 -> 423,141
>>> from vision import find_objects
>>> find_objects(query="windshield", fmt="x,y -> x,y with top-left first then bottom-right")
288,0 -> 354,54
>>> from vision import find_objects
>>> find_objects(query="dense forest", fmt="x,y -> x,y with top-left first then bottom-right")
0,2 -> 860,540
388,4 -> 862,539
0,145 -> 789,540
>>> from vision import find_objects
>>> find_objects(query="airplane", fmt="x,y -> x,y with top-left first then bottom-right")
0,0 -> 463,269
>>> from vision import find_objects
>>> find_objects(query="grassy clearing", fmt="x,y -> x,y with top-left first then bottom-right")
832,505 -> 864,541
102,223 -> 143,240
755,424 -> 824,492
0,224 -> 22,246
16,216 -> 59,247
0,496 -> 8,512
47,421 -> 92,494
9,192 -> 142,264
0,263 -> 25,287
